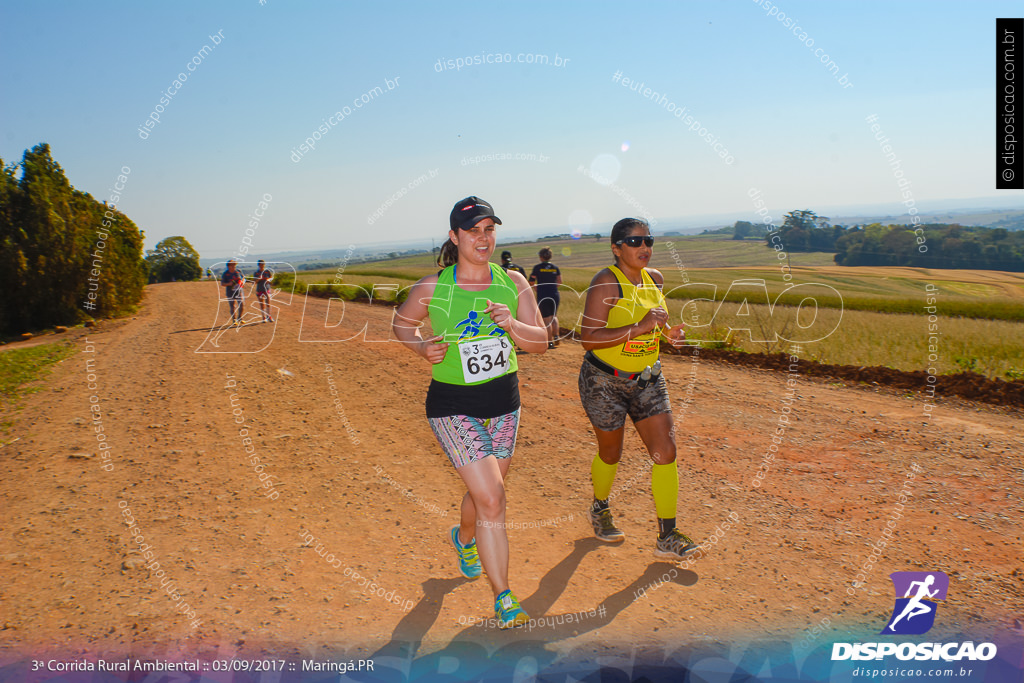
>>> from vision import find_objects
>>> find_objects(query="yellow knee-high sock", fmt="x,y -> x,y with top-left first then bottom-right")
651,462 -> 679,519
591,454 -> 618,501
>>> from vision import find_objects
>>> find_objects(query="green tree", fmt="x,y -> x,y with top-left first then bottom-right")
782,209 -> 824,232
732,220 -> 757,240
145,236 -> 202,283
834,222 -> 1024,271
766,209 -> 840,253
158,256 -> 202,282
0,158 -> 24,329
880,228 -> 916,265
0,144 -> 147,334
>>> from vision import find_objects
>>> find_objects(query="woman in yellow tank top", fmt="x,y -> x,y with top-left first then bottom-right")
578,217 -> 700,560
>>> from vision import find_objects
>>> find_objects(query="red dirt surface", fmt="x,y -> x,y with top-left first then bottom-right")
1,282 -> 1021,664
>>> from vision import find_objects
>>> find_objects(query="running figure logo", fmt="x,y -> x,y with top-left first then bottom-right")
455,310 -> 505,339
882,571 -> 949,635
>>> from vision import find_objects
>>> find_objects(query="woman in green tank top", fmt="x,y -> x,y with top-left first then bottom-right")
392,196 -> 548,629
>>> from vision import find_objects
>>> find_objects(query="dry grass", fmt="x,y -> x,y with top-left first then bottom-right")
672,302 -> 1024,380
291,241 -> 1024,380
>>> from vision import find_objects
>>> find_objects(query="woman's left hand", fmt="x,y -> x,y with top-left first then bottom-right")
665,323 -> 687,347
484,299 -> 513,332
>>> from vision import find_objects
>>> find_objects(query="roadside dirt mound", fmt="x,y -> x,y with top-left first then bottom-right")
557,325 -> 1024,407
660,347 -> 1024,408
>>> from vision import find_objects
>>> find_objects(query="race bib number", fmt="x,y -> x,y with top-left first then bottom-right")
459,336 -> 511,383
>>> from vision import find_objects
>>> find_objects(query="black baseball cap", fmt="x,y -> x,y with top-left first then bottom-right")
450,196 -> 502,231
501,250 -> 512,260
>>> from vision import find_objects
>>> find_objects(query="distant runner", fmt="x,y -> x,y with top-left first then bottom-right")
253,259 -> 274,322
500,250 -> 526,277
578,218 -> 698,559
500,251 -> 529,354
220,259 -> 245,325
528,248 -> 562,349
392,196 -> 547,629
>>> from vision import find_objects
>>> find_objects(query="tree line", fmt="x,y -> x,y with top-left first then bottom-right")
0,144 -> 148,334
731,210 -> 1024,271
834,223 -> 1024,270
0,144 -> 201,335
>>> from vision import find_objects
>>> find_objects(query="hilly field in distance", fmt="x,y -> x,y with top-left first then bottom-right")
288,236 -> 1024,380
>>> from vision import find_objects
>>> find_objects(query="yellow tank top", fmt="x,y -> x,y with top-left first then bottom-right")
592,266 -> 665,373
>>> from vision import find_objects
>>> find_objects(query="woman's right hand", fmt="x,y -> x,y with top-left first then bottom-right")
636,306 -> 669,335
419,335 -> 449,364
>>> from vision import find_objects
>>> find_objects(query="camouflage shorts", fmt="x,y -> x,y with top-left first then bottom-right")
577,358 -> 671,432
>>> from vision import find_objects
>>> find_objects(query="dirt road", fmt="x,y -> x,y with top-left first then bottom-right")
1,281 -> 1021,665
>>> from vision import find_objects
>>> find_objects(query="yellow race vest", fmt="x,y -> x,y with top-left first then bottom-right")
592,266 -> 665,373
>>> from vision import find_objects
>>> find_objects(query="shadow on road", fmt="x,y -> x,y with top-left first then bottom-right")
354,536 -> 699,680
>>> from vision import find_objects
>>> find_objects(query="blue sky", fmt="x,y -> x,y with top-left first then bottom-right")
1,1 -> 1021,257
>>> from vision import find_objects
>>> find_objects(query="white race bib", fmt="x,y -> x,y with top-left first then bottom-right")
458,336 -> 511,383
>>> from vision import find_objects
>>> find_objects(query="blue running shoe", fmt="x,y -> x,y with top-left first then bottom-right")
450,526 -> 482,579
494,589 -> 530,629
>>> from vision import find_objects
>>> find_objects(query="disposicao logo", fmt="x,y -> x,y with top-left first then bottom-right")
882,571 -> 948,635
831,570 -> 998,663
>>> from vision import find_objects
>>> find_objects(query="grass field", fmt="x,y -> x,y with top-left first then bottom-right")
0,341 -> 76,442
283,236 -> 1024,380
348,233 -> 840,270
674,302 -> 1024,379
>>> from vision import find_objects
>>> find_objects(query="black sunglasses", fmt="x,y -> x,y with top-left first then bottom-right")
616,235 -> 654,248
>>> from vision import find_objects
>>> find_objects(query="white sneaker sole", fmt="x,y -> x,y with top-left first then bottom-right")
593,529 -> 626,543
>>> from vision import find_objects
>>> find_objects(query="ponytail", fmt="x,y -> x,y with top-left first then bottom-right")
437,238 -> 458,268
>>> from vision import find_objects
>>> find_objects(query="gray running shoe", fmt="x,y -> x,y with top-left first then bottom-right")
589,507 -> 625,543
654,529 -> 699,559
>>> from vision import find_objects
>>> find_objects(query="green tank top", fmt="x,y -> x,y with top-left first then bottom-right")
428,262 -> 520,385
